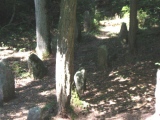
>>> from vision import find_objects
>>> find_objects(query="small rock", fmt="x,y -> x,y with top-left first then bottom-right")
74,67 -> 86,97
27,106 -> 42,120
28,54 -> 47,79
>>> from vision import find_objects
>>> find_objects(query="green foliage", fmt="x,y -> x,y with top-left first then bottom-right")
0,0 -> 35,27
137,9 -> 148,28
94,11 -> 102,21
138,0 -> 160,28
121,5 -> 130,18
110,0 -> 129,16
71,90 -> 83,107
77,0 -> 95,22
42,100 -> 56,111
71,89 -> 89,110
1,42 -> 6,47
155,62 -> 160,66
12,61 -> 29,78
0,24 -> 36,51
67,106 -> 78,120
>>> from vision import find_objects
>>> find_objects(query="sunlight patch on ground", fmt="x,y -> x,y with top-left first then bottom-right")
131,95 -> 141,102
88,106 -> 107,117
109,71 -> 118,76
99,26 -> 121,33
95,35 -> 110,39
107,88 -> 115,92
99,18 -> 129,34
129,86 -> 136,91
32,85 -> 42,89
15,77 -> 33,88
109,100 -> 116,105
39,90 -> 53,96
12,51 -> 32,61
0,49 -> 14,58
109,70 -> 131,82
0,48 -> 32,61
5,108 -> 28,120
95,91 -> 102,96
99,18 -> 129,27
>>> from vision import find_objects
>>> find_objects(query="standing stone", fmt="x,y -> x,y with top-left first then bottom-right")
50,29 -> 58,53
118,22 -> 128,47
83,11 -> 91,32
97,45 -> 108,70
28,54 -> 47,79
75,21 -> 82,43
0,59 -> 15,102
0,86 -> 3,107
155,69 -> 160,116
27,107 -> 42,120
74,67 -> 86,97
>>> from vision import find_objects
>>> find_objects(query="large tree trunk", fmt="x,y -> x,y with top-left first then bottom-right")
55,0 -> 77,117
129,0 -> 138,54
34,0 -> 51,59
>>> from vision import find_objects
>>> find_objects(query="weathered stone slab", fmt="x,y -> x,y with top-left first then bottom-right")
0,59 -> 15,102
74,67 -> 86,97
28,54 -> 47,79
118,22 -> 128,47
75,22 -> 82,43
97,45 -> 108,70
83,11 -> 91,32
0,86 -> 3,107
27,106 -> 42,120
155,69 -> 160,116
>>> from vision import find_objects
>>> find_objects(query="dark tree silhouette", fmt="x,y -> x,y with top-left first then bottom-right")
129,0 -> 138,54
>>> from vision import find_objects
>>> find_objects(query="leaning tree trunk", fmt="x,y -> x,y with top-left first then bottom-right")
34,0 -> 51,59
55,0 -> 77,117
129,0 -> 138,54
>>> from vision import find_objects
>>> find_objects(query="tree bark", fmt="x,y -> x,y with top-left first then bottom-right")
55,0 -> 77,117
129,0 -> 138,54
34,0 -> 51,59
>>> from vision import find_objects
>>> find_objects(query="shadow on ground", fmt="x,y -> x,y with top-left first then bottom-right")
74,27 -> 160,119
0,54 -> 57,120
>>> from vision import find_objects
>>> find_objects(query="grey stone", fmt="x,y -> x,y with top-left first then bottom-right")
155,69 -> 160,115
74,67 -> 86,97
83,11 -> 91,32
97,45 -> 108,70
28,54 -> 47,79
0,86 -> 3,107
50,30 -> 58,53
27,106 -> 42,120
0,59 -> 15,102
118,22 -> 128,47
75,21 -> 82,43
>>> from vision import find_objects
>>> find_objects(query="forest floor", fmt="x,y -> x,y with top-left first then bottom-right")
0,18 -> 160,120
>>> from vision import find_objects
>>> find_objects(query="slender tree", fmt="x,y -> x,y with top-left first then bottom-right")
129,0 -> 138,54
55,0 -> 77,117
34,0 -> 51,59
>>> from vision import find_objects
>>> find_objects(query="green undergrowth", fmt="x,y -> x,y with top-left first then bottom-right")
11,61 -> 29,78
42,100 -> 56,111
71,89 -> 90,110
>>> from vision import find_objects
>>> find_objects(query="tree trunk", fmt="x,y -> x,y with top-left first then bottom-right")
55,0 -> 77,117
34,0 -> 51,59
129,0 -> 138,54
